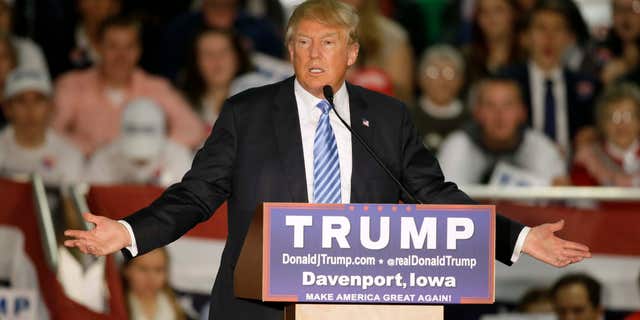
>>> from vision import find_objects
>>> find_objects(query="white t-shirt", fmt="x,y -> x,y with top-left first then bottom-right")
437,128 -> 567,185
86,139 -> 193,187
0,127 -> 84,186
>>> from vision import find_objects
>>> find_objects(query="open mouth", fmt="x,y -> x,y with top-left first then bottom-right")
309,67 -> 325,75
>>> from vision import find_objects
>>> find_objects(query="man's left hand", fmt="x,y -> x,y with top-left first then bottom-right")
522,220 -> 591,267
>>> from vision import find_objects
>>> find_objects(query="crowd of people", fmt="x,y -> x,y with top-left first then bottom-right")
0,0 -> 638,190
0,0 -> 639,319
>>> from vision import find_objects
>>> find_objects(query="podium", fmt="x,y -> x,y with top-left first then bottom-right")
235,203 -> 496,320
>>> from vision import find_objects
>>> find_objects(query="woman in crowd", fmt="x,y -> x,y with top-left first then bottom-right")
122,247 -> 185,320
571,83 -> 640,187
180,28 -> 252,127
413,44 -> 468,151
463,0 -> 522,84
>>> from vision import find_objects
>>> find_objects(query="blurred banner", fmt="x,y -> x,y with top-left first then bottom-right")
0,288 -> 37,319
494,201 -> 640,311
3,179 -> 639,315
0,178 -> 127,320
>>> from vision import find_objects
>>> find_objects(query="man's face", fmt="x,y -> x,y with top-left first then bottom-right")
612,0 -> 640,43
4,91 -> 51,133
554,283 -> 602,320
526,11 -> 573,70
98,26 -> 141,80
288,19 -> 359,98
474,82 -> 525,143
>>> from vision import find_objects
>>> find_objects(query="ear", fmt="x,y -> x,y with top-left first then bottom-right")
347,42 -> 359,67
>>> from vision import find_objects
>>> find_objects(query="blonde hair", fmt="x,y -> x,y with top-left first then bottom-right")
285,0 -> 359,45
123,247 -> 186,320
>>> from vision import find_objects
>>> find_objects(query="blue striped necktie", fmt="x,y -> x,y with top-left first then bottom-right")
313,100 -> 342,203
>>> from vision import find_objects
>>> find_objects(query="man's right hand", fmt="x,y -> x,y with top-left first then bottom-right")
64,212 -> 131,256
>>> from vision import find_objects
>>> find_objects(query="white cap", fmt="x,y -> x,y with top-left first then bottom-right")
119,98 -> 167,161
4,68 -> 52,100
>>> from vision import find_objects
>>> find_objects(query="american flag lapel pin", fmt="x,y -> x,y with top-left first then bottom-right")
362,118 -> 370,127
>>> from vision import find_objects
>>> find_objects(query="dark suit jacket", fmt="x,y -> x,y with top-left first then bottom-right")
123,77 -> 524,320
499,63 -> 599,142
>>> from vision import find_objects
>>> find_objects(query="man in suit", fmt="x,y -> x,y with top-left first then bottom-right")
499,0 -> 599,155
64,0 -> 591,319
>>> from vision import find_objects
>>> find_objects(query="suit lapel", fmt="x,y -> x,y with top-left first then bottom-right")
347,84 -> 374,203
273,77 -> 308,203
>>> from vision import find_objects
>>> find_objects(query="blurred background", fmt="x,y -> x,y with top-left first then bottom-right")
0,0 -> 638,319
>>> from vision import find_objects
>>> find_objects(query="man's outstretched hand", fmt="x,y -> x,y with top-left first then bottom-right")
64,212 -> 131,256
523,220 -> 591,267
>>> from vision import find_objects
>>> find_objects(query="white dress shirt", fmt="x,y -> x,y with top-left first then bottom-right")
121,78 -> 528,263
294,79 -> 352,203
529,61 -> 570,153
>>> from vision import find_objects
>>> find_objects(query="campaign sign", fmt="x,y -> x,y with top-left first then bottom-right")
262,203 -> 495,304
0,289 -> 37,319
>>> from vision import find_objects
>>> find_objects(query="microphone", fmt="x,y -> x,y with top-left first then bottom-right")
322,85 -> 422,204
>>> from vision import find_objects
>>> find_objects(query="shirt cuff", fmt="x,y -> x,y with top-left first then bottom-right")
117,220 -> 138,257
510,226 -> 531,263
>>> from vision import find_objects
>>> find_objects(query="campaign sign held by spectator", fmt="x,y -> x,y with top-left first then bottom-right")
262,203 -> 495,304
0,289 -> 37,319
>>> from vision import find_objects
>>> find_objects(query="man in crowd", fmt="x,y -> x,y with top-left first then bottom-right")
438,76 -> 568,186
500,0 -> 599,155
551,273 -> 604,320
53,15 -> 205,156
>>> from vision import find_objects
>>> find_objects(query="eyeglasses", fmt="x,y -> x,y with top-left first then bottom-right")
424,65 -> 458,81
607,110 -> 638,124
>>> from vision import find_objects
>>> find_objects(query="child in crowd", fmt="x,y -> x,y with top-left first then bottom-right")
0,68 -> 83,186
122,247 -> 185,320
